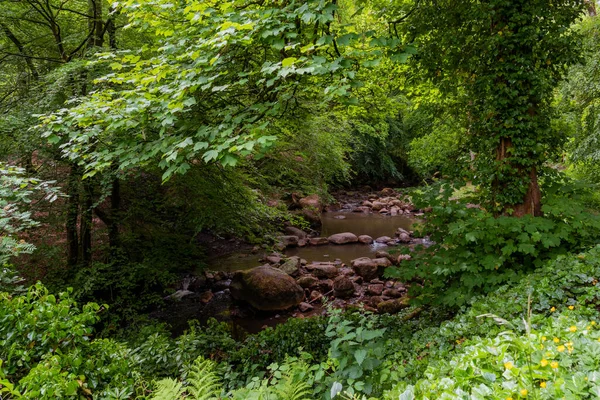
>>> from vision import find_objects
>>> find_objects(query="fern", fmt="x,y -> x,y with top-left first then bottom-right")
150,379 -> 185,400
185,357 -> 222,400
150,357 -> 221,400
272,363 -> 312,400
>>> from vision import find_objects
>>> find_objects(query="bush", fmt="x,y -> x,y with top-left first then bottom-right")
386,180 -> 600,306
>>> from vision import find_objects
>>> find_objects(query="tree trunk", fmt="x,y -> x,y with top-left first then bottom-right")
494,137 -> 542,217
88,0 -> 104,47
586,0 -> 597,16
108,178 -> 121,249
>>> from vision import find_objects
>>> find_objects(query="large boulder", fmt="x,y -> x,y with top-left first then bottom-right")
230,266 -> 304,311
328,232 -> 359,245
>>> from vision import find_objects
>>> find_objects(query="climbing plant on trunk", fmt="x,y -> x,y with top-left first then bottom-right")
411,0 -> 585,216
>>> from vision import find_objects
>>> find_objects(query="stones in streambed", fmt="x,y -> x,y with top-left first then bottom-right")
297,275 -> 319,288
358,235 -> 373,244
230,265 -> 304,311
284,226 -> 307,239
351,257 -> 392,281
333,275 -> 355,298
279,235 -> 299,247
278,256 -> 301,276
327,232 -> 358,244
309,237 -> 329,246
307,262 -> 339,278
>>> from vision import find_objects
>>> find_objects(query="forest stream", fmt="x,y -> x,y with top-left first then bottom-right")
156,190 -> 428,335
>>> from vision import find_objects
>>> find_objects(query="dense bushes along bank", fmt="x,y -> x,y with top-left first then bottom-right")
2,245 -> 600,399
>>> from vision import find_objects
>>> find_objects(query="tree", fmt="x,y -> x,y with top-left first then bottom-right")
410,0 -> 585,216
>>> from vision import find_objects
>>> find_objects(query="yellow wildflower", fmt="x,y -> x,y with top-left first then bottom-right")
557,345 -> 565,352
520,388 -> 528,397
541,336 -> 547,341
551,361 -> 559,369
553,337 -> 560,343
569,326 -> 577,332
504,361 -> 514,370
569,305 -> 575,310
592,321 -> 596,326
540,359 -> 548,367
550,307 -> 556,312
540,381 -> 547,388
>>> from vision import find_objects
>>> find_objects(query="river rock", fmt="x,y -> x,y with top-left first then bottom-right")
377,297 -> 410,314
200,290 -> 213,304
373,257 -> 392,268
328,232 -> 358,244
280,235 -> 299,247
285,226 -> 307,239
371,201 -> 387,211
379,208 -> 389,214
397,233 -> 411,243
319,279 -> 334,292
352,206 -> 371,213
299,194 -> 322,210
381,188 -> 396,196
375,236 -> 392,243
308,263 -> 338,278
309,237 -> 329,246
279,256 -> 301,275
266,254 -> 282,264
367,284 -> 384,296
351,257 -> 379,281
298,302 -> 314,312
358,235 -> 373,244
333,275 -> 355,298
297,275 -> 319,288
382,289 -> 403,298
230,266 -> 304,311
362,200 -> 373,207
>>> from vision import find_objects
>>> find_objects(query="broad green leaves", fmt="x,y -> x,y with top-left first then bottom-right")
38,0 -> 418,181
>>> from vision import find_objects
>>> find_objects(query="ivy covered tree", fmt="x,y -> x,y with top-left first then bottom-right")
411,0 -> 585,216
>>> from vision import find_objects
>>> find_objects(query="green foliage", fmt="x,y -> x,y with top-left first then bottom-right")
386,180 -> 600,306
0,163 -> 61,265
316,310 -> 388,397
0,283 -> 99,380
39,0 -> 416,182
410,0 -> 585,211
151,357 -> 221,400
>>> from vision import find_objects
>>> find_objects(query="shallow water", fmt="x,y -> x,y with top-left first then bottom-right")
207,212 -> 416,271
319,211 -> 414,238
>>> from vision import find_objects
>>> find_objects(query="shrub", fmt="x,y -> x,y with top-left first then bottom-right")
386,180 -> 600,306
